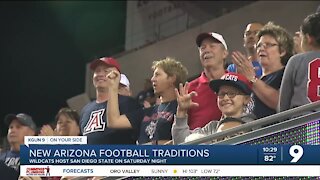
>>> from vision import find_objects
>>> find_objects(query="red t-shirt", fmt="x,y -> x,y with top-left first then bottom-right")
187,72 -> 222,129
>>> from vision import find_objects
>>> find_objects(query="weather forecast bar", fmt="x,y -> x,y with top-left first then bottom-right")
21,165 -> 320,177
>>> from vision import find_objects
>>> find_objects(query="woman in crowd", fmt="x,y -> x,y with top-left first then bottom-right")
39,107 -> 80,136
106,57 -> 188,145
34,108 -> 81,180
232,22 -> 294,119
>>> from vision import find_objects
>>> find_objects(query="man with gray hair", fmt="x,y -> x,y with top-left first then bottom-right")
187,32 -> 229,130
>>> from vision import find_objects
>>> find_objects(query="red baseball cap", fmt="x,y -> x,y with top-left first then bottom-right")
90,57 -> 121,72
209,72 -> 252,95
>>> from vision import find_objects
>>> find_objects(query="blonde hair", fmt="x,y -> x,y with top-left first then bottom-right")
152,57 -> 188,88
257,22 -> 294,65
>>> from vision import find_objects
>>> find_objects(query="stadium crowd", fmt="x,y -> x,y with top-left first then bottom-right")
0,8 -> 320,180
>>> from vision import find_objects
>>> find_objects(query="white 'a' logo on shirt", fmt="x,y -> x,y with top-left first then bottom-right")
6,157 -> 20,171
83,109 -> 106,135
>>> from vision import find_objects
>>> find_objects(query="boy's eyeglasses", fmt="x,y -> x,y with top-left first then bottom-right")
217,92 -> 244,98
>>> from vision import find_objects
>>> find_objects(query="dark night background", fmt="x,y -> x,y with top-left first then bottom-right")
0,1 -> 127,137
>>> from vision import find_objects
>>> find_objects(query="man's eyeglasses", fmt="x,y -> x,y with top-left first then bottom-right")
217,92 -> 244,98
255,42 -> 279,49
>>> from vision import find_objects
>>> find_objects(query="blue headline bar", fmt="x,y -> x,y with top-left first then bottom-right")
20,145 -> 319,165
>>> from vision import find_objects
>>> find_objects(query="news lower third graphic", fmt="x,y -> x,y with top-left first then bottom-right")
20,136 -> 320,176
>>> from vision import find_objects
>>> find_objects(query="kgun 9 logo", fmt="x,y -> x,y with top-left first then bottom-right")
289,145 -> 304,163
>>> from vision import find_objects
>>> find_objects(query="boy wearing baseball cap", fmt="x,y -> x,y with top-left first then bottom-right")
172,72 -> 256,144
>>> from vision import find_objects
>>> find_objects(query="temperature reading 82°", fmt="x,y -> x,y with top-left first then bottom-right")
289,145 -> 304,163
264,155 -> 276,162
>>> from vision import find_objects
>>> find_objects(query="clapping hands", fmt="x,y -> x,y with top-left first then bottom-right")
231,51 -> 255,79
39,125 -> 58,136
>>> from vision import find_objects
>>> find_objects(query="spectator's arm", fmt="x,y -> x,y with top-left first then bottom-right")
106,70 -> 132,128
252,79 -> 280,110
172,115 -> 192,144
